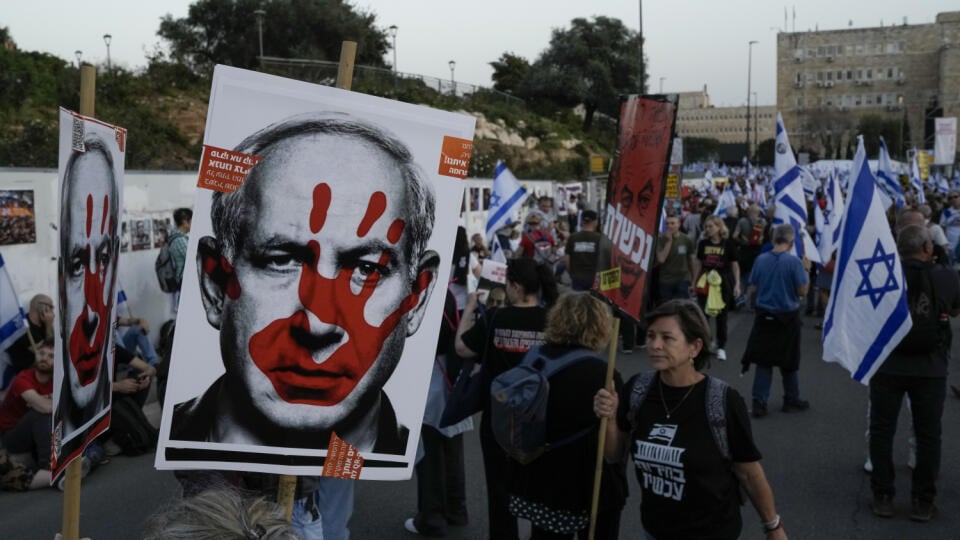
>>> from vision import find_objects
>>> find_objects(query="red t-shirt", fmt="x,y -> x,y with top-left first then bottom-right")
0,368 -> 52,431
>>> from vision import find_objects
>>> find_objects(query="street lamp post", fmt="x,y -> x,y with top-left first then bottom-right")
448,60 -> 456,95
254,8 -> 266,66
638,0 -> 644,92
659,77 -> 665,93
388,25 -> 398,72
753,91 -> 759,160
746,40 -> 758,163
74,50 -> 82,69
102,34 -> 112,73
898,95 -> 905,159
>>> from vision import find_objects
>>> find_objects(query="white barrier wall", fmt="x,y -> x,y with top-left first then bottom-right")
0,168 -> 197,344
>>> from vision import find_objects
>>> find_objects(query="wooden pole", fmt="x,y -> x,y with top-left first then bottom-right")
277,40 -> 359,522
61,63 -> 98,540
588,317 -> 620,540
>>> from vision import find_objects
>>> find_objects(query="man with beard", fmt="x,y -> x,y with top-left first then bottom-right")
171,113 -> 440,455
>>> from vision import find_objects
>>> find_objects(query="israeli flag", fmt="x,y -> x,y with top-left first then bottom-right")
485,161 -> 529,241
0,252 -> 27,352
910,152 -> 926,205
772,113 -> 818,261
822,139 -> 912,384
489,234 -> 507,264
937,173 -> 950,195
713,188 -> 736,217
876,138 -> 905,209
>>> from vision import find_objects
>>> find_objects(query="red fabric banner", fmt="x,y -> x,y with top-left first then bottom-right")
598,95 -> 677,321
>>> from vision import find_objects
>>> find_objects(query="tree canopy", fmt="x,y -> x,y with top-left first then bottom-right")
158,0 -> 389,74
519,16 -> 646,130
489,52 -> 530,96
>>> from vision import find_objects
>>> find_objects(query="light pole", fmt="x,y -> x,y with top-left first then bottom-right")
102,34 -> 112,73
638,0 -> 644,92
753,91 -> 759,161
74,50 -> 82,68
254,8 -> 265,65
746,40 -> 758,163
448,60 -> 456,95
898,95 -> 905,159
659,77 -> 665,93
388,25 -> 398,72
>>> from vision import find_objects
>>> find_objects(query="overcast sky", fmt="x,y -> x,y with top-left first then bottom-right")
4,1 -> 957,107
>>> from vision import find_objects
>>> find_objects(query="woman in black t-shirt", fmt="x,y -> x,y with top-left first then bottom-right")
696,215 -> 741,361
455,258 -> 557,540
594,300 -> 788,540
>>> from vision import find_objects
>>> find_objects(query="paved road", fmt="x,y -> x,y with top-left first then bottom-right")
3,308 -> 960,539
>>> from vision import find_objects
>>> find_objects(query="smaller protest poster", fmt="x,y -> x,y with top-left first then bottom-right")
153,217 -> 172,248
0,190 -> 37,245
599,95 -> 677,322
52,108 -> 126,480
476,259 -> 507,304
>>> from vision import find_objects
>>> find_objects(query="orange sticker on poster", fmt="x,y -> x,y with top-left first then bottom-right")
114,127 -> 127,152
321,432 -> 365,479
438,136 -> 473,179
197,145 -> 263,193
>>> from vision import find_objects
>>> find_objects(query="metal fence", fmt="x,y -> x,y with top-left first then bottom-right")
258,56 -> 524,107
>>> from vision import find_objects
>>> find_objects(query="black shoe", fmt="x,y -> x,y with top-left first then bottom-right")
871,494 -> 894,518
782,399 -> 810,413
910,499 -> 936,522
751,400 -> 767,418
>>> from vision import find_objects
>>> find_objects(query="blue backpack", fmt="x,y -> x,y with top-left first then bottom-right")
490,346 -> 604,464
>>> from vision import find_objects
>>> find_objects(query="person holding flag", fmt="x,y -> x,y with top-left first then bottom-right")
485,161 -> 529,243
771,113 -> 819,264
876,138 -> 905,209
909,153 -> 926,206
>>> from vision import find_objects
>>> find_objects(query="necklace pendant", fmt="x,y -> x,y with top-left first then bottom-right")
666,413 -> 670,419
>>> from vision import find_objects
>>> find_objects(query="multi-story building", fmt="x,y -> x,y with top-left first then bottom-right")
674,86 -> 777,159
777,11 -> 960,160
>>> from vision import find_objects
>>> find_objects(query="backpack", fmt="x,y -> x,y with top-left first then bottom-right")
895,263 -> 946,355
525,231 -> 559,266
110,394 -> 159,456
627,371 -> 731,460
489,346 -> 604,464
155,231 -> 184,292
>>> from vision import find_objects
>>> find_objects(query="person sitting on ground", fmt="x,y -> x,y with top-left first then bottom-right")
0,339 -> 63,489
3,294 -> 55,387
594,300 -> 788,540
116,314 -> 158,366
508,292 -> 626,540
143,487 -> 300,540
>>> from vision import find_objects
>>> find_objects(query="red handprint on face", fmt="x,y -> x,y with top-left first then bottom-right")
247,183 -> 430,405
68,194 -> 111,385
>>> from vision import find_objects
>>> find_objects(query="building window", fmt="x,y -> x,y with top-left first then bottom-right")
866,95 -> 873,105
855,95 -> 862,106
847,69 -> 853,79
856,44 -> 864,55
866,69 -> 872,79
818,46 -> 826,56
887,67 -> 894,78
808,48 -> 816,58
818,71 -> 824,81
857,69 -> 863,80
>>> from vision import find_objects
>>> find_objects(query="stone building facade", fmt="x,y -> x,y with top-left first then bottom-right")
777,11 -> 960,160
674,86 -> 777,157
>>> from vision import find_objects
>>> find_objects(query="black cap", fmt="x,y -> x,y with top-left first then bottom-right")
581,210 -> 598,222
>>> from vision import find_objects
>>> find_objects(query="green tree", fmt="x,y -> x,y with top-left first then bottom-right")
756,138 -> 775,166
158,0 -> 389,75
857,114 -> 905,158
683,137 -> 721,163
521,16 -> 646,131
489,52 -> 529,96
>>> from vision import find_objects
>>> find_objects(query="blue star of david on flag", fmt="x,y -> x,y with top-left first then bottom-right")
854,240 -> 899,308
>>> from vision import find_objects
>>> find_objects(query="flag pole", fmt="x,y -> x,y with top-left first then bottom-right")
61,63 -> 97,540
588,316 -> 620,540
276,40 -> 358,523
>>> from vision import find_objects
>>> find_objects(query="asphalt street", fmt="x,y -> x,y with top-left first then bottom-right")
2,308 -> 960,539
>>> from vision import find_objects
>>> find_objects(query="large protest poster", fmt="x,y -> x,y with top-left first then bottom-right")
156,66 -> 475,480
52,108 -> 126,480
598,95 -> 677,321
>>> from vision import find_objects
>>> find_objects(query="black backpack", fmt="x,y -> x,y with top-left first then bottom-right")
895,263 -> 946,355
110,395 -> 158,456
155,232 -> 184,292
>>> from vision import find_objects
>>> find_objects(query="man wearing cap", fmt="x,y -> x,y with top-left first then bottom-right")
518,212 -> 557,264
562,210 -> 612,291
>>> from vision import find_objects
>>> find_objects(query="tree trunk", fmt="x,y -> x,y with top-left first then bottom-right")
582,103 -> 597,132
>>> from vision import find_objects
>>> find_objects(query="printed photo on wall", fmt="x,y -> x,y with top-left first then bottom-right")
52,108 -> 126,481
156,66 -> 476,480
153,217 -> 172,248
130,218 -> 152,251
0,190 -> 37,245
120,221 -> 130,252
